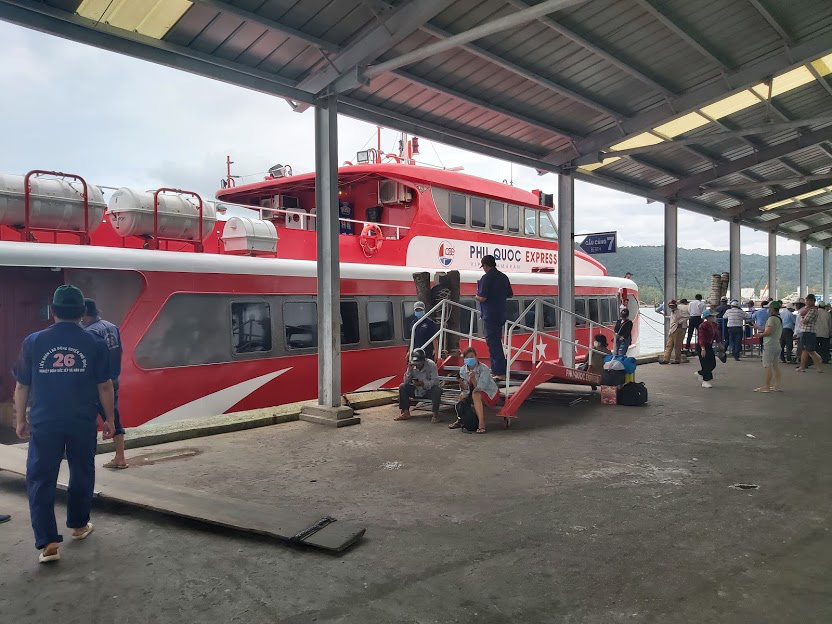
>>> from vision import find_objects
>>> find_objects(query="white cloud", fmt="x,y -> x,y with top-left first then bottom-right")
0,21 -> 810,257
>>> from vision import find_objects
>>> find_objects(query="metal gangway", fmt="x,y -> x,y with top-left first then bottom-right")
409,298 -> 617,426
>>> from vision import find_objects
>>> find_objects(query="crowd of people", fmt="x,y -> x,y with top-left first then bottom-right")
659,291 -> 828,390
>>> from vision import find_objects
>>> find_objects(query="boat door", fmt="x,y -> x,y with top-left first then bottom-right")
0,267 -> 64,431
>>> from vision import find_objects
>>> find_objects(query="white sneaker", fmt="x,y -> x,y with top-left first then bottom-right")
701,381 -> 712,388
694,371 -> 702,380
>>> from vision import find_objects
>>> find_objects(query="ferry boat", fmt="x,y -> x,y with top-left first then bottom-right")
0,143 -> 638,429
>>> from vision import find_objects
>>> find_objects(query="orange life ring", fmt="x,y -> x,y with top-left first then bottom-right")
359,223 -> 384,257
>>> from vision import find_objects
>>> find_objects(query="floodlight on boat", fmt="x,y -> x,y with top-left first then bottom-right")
356,150 -> 371,164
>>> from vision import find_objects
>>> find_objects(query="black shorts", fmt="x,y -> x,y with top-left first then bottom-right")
99,384 -> 124,436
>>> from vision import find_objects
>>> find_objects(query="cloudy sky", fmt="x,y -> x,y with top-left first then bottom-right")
0,21 -> 803,256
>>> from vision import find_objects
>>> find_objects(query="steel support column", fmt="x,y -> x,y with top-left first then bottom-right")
730,221 -> 741,303
301,95 -> 358,426
824,247 -> 830,303
768,231 -> 777,299
664,202 -> 678,339
558,172 -> 575,368
799,240 -> 808,298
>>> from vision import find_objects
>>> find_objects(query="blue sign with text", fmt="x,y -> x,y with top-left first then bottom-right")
579,232 -> 617,255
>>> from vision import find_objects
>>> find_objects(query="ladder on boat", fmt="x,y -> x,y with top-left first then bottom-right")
409,298 -> 615,425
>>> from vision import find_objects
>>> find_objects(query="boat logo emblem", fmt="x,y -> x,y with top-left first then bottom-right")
438,241 -> 455,267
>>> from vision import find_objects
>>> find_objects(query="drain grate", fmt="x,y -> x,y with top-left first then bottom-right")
729,483 -> 759,490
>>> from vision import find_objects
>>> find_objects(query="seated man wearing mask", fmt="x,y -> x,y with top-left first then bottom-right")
588,334 -> 611,375
396,348 -> 442,423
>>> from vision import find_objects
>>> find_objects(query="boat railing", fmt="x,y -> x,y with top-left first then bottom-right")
215,201 -> 410,240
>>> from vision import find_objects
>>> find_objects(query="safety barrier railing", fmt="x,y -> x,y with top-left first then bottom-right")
408,298 -> 485,359
408,297 -> 619,397
504,298 -> 612,396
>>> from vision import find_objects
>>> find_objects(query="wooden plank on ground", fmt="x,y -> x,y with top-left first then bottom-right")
0,444 -> 364,552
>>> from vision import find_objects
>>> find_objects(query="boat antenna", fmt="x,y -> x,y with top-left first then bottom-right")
221,155 -> 240,189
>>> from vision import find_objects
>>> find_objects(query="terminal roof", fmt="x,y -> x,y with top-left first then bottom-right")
2,0 -> 832,246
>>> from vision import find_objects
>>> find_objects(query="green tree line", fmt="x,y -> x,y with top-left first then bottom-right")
594,245 -> 827,305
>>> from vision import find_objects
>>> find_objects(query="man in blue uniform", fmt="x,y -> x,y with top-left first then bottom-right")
476,255 -> 513,380
82,298 -> 127,469
13,285 -> 115,563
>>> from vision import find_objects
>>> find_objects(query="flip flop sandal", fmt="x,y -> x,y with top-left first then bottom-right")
103,460 -> 128,469
393,415 -> 410,421
430,415 -> 440,423
476,428 -> 487,434
771,388 -> 783,392
71,523 -> 94,540
448,421 -> 461,429
753,388 -> 770,393
39,549 -> 60,563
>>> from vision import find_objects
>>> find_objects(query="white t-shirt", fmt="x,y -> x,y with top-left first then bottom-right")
688,299 -> 705,317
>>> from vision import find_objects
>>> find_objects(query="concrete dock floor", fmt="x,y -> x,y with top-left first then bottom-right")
1,359 -> 830,623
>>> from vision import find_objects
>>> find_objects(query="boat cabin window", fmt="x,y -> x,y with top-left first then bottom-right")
542,298 -> 557,329
600,298 -> 611,324
608,298 -> 619,323
402,300 -> 417,340
450,193 -> 467,225
522,299 -> 537,328
524,209 -> 537,237
505,299 -> 520,323
340,301 -> 361,345
575,299 -> 587,325
284,302 -> 317,349
368,301 -> 395,342
232,302 -> 272,354
490,201 -> 504,231
588,298 -> 600,323
471,197 -> 486,228
507,205 -> 520,233
540,211 -> 557,240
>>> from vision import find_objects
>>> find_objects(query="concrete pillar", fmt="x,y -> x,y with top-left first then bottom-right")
823,247 -> 830,303
558,171 -> 575,369
767,231 -> 776,300
729,221 -> 741,302
300,95 -> 358,427
799,239 -> 808,298
663,202 -> 677,339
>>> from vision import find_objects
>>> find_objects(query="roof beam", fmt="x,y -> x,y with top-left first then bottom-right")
507,0 -> 673,97
748,0 -> 793,46
760,205 -> 832,228
807,62 -> 832,100
0,0 -> 315,105
391,69 -> 582,141
702,172 -> 832,194
634,0 -> 730,71
797,218 -> 832,237
730,178 -> 832,217
337,97 -> 562,174
655,126 -> 832,197
593,116 -> 832,160
365,0 -> 589,79
294,0 -> 450,107
547,29 -> 832,165
419,23 -> 625,122
189,0 -> 340,52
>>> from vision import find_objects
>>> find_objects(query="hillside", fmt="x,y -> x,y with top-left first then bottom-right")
594,245 -> 826,304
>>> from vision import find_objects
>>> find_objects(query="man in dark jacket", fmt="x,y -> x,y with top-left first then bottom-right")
475,255 -> 513,380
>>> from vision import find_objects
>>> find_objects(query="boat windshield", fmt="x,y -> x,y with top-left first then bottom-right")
540,210 -> 557,240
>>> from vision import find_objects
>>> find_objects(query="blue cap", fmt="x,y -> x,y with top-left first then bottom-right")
702,308 -> 714,318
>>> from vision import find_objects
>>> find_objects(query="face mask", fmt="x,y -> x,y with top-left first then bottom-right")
414,310 -> 425,318
464,357 -> 477,367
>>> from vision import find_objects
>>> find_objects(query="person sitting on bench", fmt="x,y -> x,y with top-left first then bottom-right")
396,348 -> 442,423
449,347 -> 499,434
